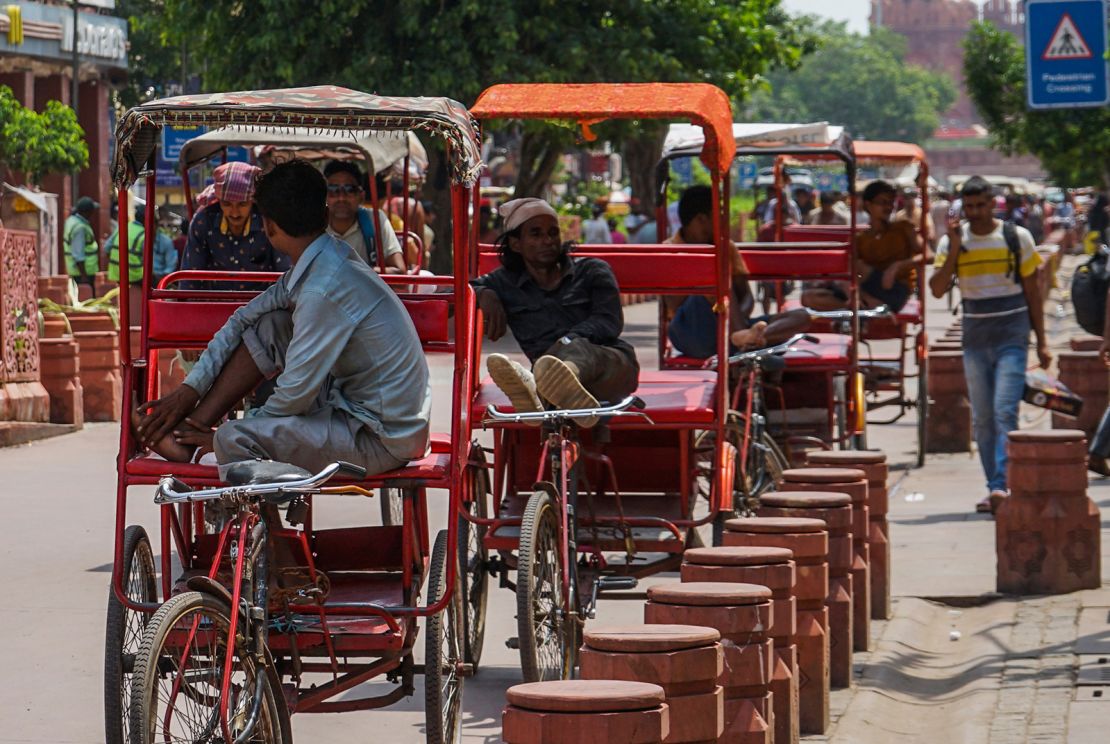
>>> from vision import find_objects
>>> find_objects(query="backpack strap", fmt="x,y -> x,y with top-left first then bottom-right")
356,207 -> 378,263
1002,220 -> 1022,284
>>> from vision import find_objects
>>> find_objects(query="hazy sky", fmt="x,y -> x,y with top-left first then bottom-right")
781,0 -> 870,33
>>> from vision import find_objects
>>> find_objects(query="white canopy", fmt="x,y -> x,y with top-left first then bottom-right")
662,122 -> 848,160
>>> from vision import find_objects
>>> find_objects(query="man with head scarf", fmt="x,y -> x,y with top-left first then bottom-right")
474,197 -> 639,427
180,161 -> 289,290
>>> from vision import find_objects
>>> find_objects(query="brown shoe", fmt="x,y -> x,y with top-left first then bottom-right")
533,355 -> 599,427
1088,455 -> 1110,477
487,353 -> 542,424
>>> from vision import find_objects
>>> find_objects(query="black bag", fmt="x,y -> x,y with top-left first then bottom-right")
1071,248 -> 1110,337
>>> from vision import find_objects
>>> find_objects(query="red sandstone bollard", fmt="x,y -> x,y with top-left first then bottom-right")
926,351 -> 972,453
758,492 -> 853,689
780,468 -> 870,653
645,582 -> 773,744
682,547 -> 799,744
503,680 -> 669,744
66,311 -> 116,334
1052,352 -> 1108,438
37,275 -> 70,305
73,331 -> 122,422
38,338 -> 84,427
996,430 -> 1101,595
805,450 -> 891,621
580,625 -> 723,744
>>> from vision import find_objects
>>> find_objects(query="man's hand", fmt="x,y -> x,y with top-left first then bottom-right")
1037,342 -> 1053,371
1101,338 -> 1110,368
946,214 -> 962,247
478,288 -> 507,341
137,384 -> 200,447
881,264 -> 900,290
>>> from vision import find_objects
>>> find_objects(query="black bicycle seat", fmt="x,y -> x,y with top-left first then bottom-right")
224,459 -> 312,487
760,353 -> 788,372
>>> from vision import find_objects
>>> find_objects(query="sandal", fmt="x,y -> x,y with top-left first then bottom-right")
975,497 -> 992,514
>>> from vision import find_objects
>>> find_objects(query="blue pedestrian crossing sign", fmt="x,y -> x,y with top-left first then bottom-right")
1026,0 -> 1110,109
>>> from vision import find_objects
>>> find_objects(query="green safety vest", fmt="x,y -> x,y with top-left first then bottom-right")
107,221 -> 145,283
63,214 -> 98,277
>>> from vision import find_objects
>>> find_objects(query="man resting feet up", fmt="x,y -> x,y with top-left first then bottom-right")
133,160 -> 432,478
475,198 -> 640,427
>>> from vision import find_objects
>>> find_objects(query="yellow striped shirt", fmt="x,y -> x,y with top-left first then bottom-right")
934,221 -> 1041,300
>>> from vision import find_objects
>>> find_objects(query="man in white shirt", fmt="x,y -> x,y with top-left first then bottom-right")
581,205 -> 612,243
323,160 -> 405,273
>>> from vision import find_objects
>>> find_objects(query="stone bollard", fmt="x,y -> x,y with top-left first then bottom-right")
996,430 -> 1101,594
1053,351 -> 1108,438
724,518 -> 830,735
38,338 -> 84,427
41,312 -> 71,339
645,582 -> 773,744
682,547 -> 799,744
503,680 -> 669,744
805,450 -> 891,621
73,331 -> 122,422
580,625 -> 723,744
1069,335 -> 1102,352
67,311 -> 116,334
37,275 -> 70,305
926,351 -> 972,453
758,492 -> 853,689
779,468 -> 870,652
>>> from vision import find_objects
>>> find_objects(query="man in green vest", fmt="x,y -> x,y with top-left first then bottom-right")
106,204 -> 179,285
64,196 -> 100,291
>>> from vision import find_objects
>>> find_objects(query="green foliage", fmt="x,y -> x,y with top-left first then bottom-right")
749,21 -> 956,144
964,21 -> 1110,187
0,87 -> 88,185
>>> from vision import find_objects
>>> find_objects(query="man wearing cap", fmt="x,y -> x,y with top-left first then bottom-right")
181,161 -> 289,290
64,196 -> 100,291
475,197 -> 639,427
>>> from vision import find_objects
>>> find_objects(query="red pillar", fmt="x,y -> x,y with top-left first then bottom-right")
0,71 -> 35,108
78,79 -> 110,246
35,74 -> 73,273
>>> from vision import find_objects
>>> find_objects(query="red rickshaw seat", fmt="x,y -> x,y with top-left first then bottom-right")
783,332 -> 850,368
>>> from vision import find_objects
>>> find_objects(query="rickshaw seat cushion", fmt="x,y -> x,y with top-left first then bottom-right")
474,371 -> 716,425
223,459 -> 312,487
783,332 -> 850,367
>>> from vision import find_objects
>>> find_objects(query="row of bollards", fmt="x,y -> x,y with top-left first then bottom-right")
502,450 -> 894,743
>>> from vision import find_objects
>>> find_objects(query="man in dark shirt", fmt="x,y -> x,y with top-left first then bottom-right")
181,162 -> 290,290
475,198 -> 639,426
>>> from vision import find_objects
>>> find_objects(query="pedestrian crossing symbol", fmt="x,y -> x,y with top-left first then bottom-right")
1043,13 -> 1093,60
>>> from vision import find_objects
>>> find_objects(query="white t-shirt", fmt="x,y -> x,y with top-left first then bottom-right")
327,208 -> 401,265
582,217 -> 612,243
934,220 -> 1040,300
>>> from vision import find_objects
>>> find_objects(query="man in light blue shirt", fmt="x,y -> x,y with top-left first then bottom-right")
135,160 -> 431,477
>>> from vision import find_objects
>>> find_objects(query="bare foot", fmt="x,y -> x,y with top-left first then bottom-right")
731,320 -> 768,349
131,404 -> 196,462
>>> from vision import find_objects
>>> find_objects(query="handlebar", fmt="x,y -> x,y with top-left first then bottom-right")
725,333 -> 818,368
154,461 -> 349,505
483,395 -> 653,426
807,305 -> 891,321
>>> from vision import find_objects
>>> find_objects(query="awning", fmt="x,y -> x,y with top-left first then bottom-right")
2,182 -> 48,212
661,121 -> 853,163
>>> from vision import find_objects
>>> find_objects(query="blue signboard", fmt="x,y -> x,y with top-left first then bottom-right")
735,161 -> 759,190
1026,0 -> 1110,109
161,125 -> 207,161
671,157 -> 693,185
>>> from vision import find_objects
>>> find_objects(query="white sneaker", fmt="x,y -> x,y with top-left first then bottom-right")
487,354 -> 542,420
533,355 -> 599,428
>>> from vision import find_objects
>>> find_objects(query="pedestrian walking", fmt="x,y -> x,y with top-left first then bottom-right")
930,176 -> 1051,513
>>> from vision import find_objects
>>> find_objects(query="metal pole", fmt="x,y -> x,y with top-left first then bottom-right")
70,1 -> 80,203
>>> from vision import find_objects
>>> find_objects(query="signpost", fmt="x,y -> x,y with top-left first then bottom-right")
1026,0 -> 1110,109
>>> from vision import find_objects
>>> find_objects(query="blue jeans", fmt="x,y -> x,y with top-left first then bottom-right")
961,296 -> 1031,492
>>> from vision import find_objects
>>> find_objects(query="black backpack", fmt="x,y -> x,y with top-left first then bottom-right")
1072,247 -> 1110,336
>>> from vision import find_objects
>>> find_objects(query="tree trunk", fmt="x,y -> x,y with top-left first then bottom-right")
426,145 -> 456,276
622,127 -> 668,210
512,131 -> 562,198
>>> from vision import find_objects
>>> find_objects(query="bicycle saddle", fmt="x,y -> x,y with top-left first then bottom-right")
224,459 -> 312,487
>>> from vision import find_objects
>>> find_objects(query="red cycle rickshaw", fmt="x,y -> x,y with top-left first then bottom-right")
104,86 -> 486,744
465,82 -> 739,681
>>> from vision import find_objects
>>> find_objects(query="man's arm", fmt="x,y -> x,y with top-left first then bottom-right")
566,260 -> 624,341
257,290 -> 355,417
929,220 -> 960,298
179,214 -> 209,290
70,227 -> 88,273
1018,231 -> 1051,369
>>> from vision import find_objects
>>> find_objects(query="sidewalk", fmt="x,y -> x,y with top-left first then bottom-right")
811,253 -> 1110,743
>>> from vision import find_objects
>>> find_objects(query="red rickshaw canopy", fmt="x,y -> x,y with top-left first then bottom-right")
852,140 -> 927,166
470,83 -> 736,174
112,85 -> 483,189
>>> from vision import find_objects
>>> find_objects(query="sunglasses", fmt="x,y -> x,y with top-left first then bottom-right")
327,183 -> 362,196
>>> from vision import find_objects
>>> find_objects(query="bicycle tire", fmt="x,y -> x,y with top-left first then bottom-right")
458,462 -> 490,668
516,490 -> 573,682
129,591 -> 290,744
104,525 -> 158,744
425,530 -> 465,744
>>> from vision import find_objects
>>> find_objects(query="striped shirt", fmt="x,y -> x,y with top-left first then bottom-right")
934,221 -> 1040,301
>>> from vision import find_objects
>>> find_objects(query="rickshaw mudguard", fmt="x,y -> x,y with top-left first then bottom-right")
186,574 -> 234,606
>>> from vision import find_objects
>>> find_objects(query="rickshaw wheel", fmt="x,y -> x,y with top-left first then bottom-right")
380,487 -> 405,526
458,461 -> 490,669
517,490 -> 574,682
425,530 -> 465,744
104,524 -> 157,744
130,591 -> 290,744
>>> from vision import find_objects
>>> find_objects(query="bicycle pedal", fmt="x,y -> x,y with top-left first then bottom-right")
596,576 -> 638,593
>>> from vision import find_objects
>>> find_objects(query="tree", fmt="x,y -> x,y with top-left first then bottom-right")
0,86 -> 88,186
964,20 -> 1110,187
749,22 -> 956,144
122,0 -> 815,265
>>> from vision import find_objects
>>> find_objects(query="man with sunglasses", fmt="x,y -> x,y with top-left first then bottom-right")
324,160 -> 405,273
